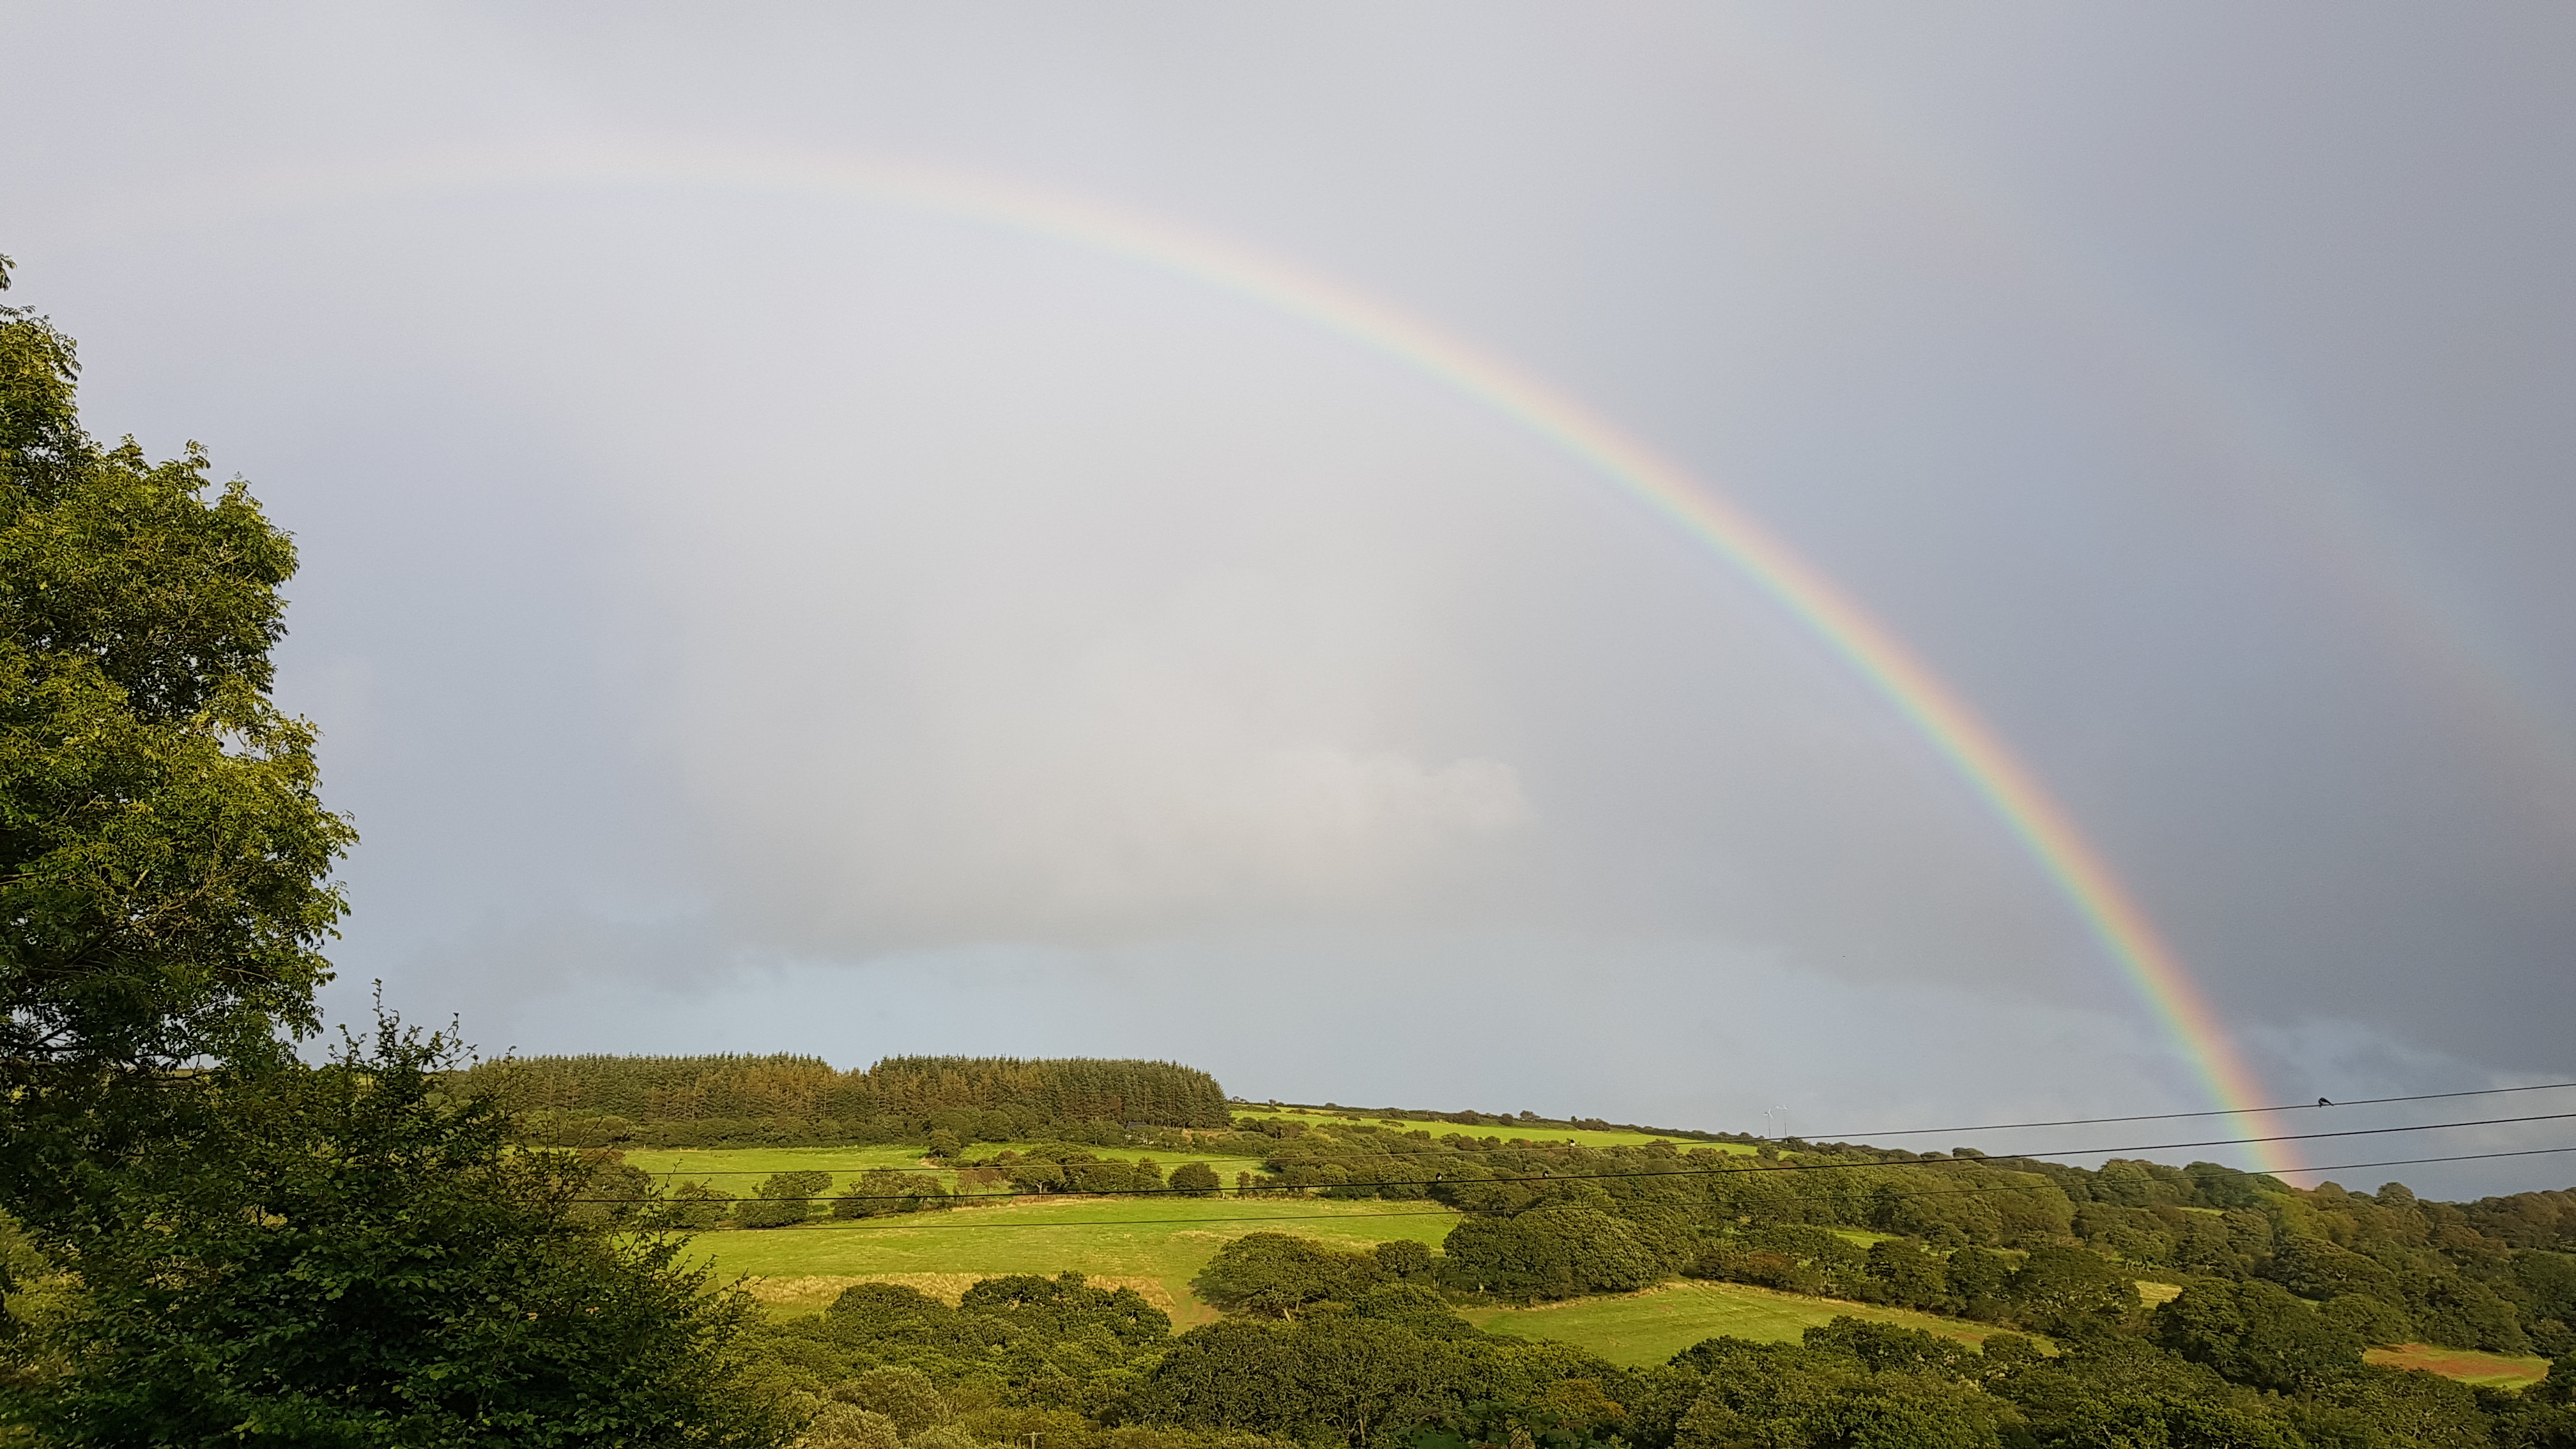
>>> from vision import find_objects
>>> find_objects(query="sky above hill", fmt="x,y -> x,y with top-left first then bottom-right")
10,4 -> 2573,1193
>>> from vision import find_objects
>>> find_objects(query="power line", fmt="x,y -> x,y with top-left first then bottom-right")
1801,1079 -> 2576,1141
581,1109 -> 2576,1204
611,1085 -> 2576,1176
620,1104 -> 2576,1177
586,1143 -> 2576,1223
671,1209 -> 1466,1232
2010,1108 -> 2576,1158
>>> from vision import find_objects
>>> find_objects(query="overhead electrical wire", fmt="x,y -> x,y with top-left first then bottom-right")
608,1104 -> 2576,1177
1236,1079 -> 2576,1145
576,1142 -> 2576,1220
575,1108 -> 2576,1204
592,1084 -> 2576,1177
1796,1078 -> 2576,1140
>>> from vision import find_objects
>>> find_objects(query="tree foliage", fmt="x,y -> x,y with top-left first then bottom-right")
2,1016 -> 778,1445
0,259 -> 354,1218
0,262 -> 781,1446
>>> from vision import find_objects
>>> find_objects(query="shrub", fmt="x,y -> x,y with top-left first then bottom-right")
739,1170 -> 833,1229
1440,1204 -> 1659,1302
832,1170 -> 953,1219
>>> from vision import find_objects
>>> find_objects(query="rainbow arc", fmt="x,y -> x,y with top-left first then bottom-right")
224,141 -> 2296,1172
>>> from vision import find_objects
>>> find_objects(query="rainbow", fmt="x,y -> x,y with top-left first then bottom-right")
194,141 -> 2297,1171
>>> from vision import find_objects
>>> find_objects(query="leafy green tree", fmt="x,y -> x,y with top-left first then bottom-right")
739,1169 -> 834,1228
662,1181 -> 738,1229
1144,1315 -> 1465,1446
1374,1239 -> 1437,1283
1,1013 -> 781,1445
1864,1237 -> 1949,1310
830,1169 -> 951,1219
793,1403 -> 900,1449
828,1366 -> 953,1437
2149,1280 -> 2363,1393
1666,1332 -> 2008,1449
1443,1206 -> 1659,1303
2414,1271 -> 2534,1354
2320,1292 -> 2416,1349
0,258 -> 355,1225
1691,1224 -> 1868,1298
2538,1353 -> 2576,1407
2001,1244 -> 2139,1338
2268,1234 -> 2404,1304
2039,1395 -> 2303,1449
1169,1160 -> 1222,1197
1945,1246 -> 2015,1319
2294,1365 -> 2491,1449
1196,1232 -> 1384,1317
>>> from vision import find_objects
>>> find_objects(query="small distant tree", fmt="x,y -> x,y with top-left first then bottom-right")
1195,1232 -> 1384,1317
1439,1204 -> 1658,1303
659,1181 -> 737,1230
1170,1161 -> 1222,1197
737,1170 -> 832,1229
832,1170 -> 952,1220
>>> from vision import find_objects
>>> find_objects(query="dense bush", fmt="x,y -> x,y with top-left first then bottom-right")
1194,1233 -> 1434,1316
737,1170 -> 834,1229
832,1170 -> 954,1219
1443,1204 -> 1660,1303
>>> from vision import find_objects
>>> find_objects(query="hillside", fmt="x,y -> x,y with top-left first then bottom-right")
602,1071 -> 2576,1446
514,1059 -> 2576,1367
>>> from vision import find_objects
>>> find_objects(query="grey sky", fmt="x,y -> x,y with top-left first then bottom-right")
10,4 -> 2573,1193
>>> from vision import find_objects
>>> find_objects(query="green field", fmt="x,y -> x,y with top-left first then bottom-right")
620,1143 -> 1273,1197
1234,1108 -> 1754,1154
677,1195 -> 1461,1325
1461,1280 -> 2021,1365
2364,1344 -> 2551,1388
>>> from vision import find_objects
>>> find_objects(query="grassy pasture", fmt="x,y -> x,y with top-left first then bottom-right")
678,1195 -> 1461,1326
619,1144 -> 1272,1197
1460,1281 -> 2021,1365
2363,1344 -> 2551,1388
1232,1108 -> 1754,1154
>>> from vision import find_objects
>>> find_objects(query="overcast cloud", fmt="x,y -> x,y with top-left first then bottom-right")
8,3 -> 2573,1193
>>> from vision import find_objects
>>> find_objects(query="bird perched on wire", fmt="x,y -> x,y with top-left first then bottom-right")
2317,1098 -> 2333,1107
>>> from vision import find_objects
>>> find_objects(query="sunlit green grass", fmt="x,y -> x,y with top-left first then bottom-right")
677,1194 -> 1461,1324
2365,1344 -> 2550,1388
1460,1281 -> 2015,1365
1230,1108 -> 1754,1154
618,1144 -> 1270,1196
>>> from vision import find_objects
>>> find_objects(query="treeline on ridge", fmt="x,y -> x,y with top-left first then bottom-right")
451,1053 -> 1233,1146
